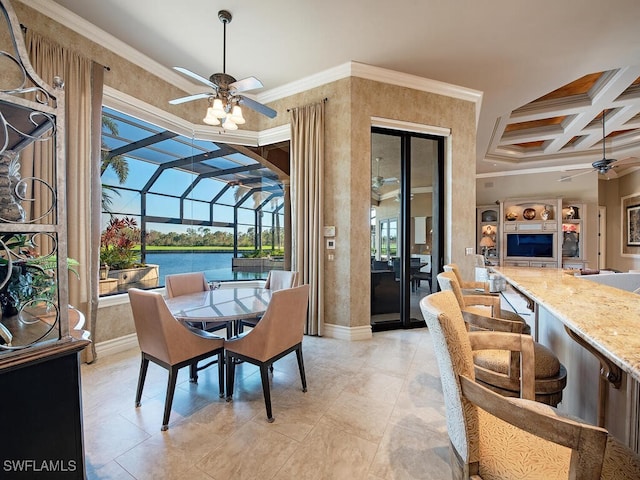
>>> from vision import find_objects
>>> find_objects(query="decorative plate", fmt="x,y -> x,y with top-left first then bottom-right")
523,208 -> 536,220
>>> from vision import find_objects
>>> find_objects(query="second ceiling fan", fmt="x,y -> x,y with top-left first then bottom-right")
169,9 -> 276,129
563,110 -> 640,180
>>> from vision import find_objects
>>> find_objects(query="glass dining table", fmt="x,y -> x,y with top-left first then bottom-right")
164,287 -> 272,335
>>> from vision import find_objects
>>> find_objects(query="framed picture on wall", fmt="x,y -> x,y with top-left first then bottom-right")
627,204 -> 640,246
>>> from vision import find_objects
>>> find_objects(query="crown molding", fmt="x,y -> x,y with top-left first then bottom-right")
19,0 -> 198,94
351,61 -> 483,106
258,61 -> 483,127
103,86 -> 260,146
27,1 -> 483,130
257,124 -> 291,146
258,63 -> 353,104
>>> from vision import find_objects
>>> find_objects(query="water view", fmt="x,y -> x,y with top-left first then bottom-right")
145,252 -> 269,284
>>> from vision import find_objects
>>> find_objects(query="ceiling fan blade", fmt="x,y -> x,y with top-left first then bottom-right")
611,156 -> 640,168
557,169 -> 594,181
230,76 -> 264,93
173,67 -> 219,89
169,92 -> 211,105
237,95 -> 277,119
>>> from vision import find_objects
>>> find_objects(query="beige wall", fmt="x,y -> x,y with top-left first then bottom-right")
18,2 -> 478,336
264,78 -> 477,329
601,170 -> 640,271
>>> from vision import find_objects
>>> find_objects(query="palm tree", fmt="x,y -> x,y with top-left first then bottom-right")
101,116 -> 129,212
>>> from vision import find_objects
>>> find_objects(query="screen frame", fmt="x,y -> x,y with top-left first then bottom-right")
505,232 -> 556,259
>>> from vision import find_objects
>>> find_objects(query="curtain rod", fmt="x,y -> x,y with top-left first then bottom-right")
20,23 -> 111,71
287,97 -> 328,113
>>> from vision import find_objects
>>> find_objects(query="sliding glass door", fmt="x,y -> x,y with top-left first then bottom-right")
370,127 -> 444,330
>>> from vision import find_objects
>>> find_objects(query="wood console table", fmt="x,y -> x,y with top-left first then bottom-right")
495,267 -> 640,452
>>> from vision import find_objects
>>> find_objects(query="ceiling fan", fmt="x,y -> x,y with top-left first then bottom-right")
561,110 -> 640,181
372,157 -> 398,190
169,9 -> 277,130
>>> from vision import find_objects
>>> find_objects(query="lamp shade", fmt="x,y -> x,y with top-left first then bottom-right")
203,107 -> 220,126
211,98 -> 227,118
223,118 -> 238,131
229,105 -> 245,124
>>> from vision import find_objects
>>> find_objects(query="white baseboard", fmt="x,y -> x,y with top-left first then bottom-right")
95,333 -> 139,357
322,323 -> 372,341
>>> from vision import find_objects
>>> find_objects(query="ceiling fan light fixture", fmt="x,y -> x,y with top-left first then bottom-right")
223,117 -> 238,131
229,105 -> 245,124
211,98 -> 227,118
203,107 -> 221,125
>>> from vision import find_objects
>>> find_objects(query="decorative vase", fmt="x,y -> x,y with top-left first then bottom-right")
541,205 -> 552,221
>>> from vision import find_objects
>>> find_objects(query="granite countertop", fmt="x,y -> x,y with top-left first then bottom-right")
494,267 -> 640,383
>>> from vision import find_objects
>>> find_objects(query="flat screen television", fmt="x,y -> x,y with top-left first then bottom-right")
506,233 -> 554,258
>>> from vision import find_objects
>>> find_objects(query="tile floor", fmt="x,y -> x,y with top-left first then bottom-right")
81,324 -> 452,480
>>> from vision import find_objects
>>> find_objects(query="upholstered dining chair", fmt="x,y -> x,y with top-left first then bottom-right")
128,288 -> 225,431
437,271 -> 567,406
165,272 -> 232,338
236,269 -> 298,335
443,263 -> 490,294
420,291 -> 640,479
225,284 -> 309,423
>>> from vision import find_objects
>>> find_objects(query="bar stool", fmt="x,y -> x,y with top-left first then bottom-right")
437,271 -> 567,406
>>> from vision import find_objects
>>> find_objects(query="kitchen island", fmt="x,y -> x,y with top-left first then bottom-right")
494,266 -> 640,453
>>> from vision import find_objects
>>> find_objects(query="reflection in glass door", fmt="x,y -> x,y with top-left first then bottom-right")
370,128 -> 443,331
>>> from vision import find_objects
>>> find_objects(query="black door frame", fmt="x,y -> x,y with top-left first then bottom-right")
371,127 -> 445,330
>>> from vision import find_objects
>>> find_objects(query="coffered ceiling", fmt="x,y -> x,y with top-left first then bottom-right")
33,0 -> 640,178
485,67 -> 640,179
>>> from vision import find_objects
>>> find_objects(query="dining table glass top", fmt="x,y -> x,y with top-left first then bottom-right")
165,287 -> 272,322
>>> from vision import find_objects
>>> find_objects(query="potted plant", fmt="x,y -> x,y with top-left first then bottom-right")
0,234 -> 79,316
100,217 -> 158,288
99,216 -> 141,271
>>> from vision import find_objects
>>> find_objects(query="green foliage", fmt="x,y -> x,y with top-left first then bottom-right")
5,263 -> 55,310
101,115 -> 128,213
100,216 -> 141,270
0,234 -> 79,312
242,249 -> 285,258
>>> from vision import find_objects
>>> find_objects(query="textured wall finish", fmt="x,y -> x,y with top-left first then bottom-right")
16,1 -> 478,335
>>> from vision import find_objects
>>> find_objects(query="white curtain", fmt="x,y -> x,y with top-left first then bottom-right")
290,101 -> 325,335
27,30 -> 103,362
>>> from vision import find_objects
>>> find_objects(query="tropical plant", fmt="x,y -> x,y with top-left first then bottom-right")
100,216 -> 141,270
0,234 -> 79,313
101,115 -> 129,212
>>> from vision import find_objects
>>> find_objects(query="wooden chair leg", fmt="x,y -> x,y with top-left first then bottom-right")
259,363 -> 274,422
189,362 -> 198,383
217,351 -> 224,398
162,366 -> 179,431
295,346 -> 307,392
225,351 -> 236,401
135,356 -> 149,407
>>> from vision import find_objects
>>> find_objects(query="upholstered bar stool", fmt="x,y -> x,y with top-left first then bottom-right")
437,271 -> 567,406
443,263 -> 490,294
420,291 -> 640,480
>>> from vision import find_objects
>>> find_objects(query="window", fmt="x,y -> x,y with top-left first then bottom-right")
100,107 -> 287,295
379,218 -> 398,260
